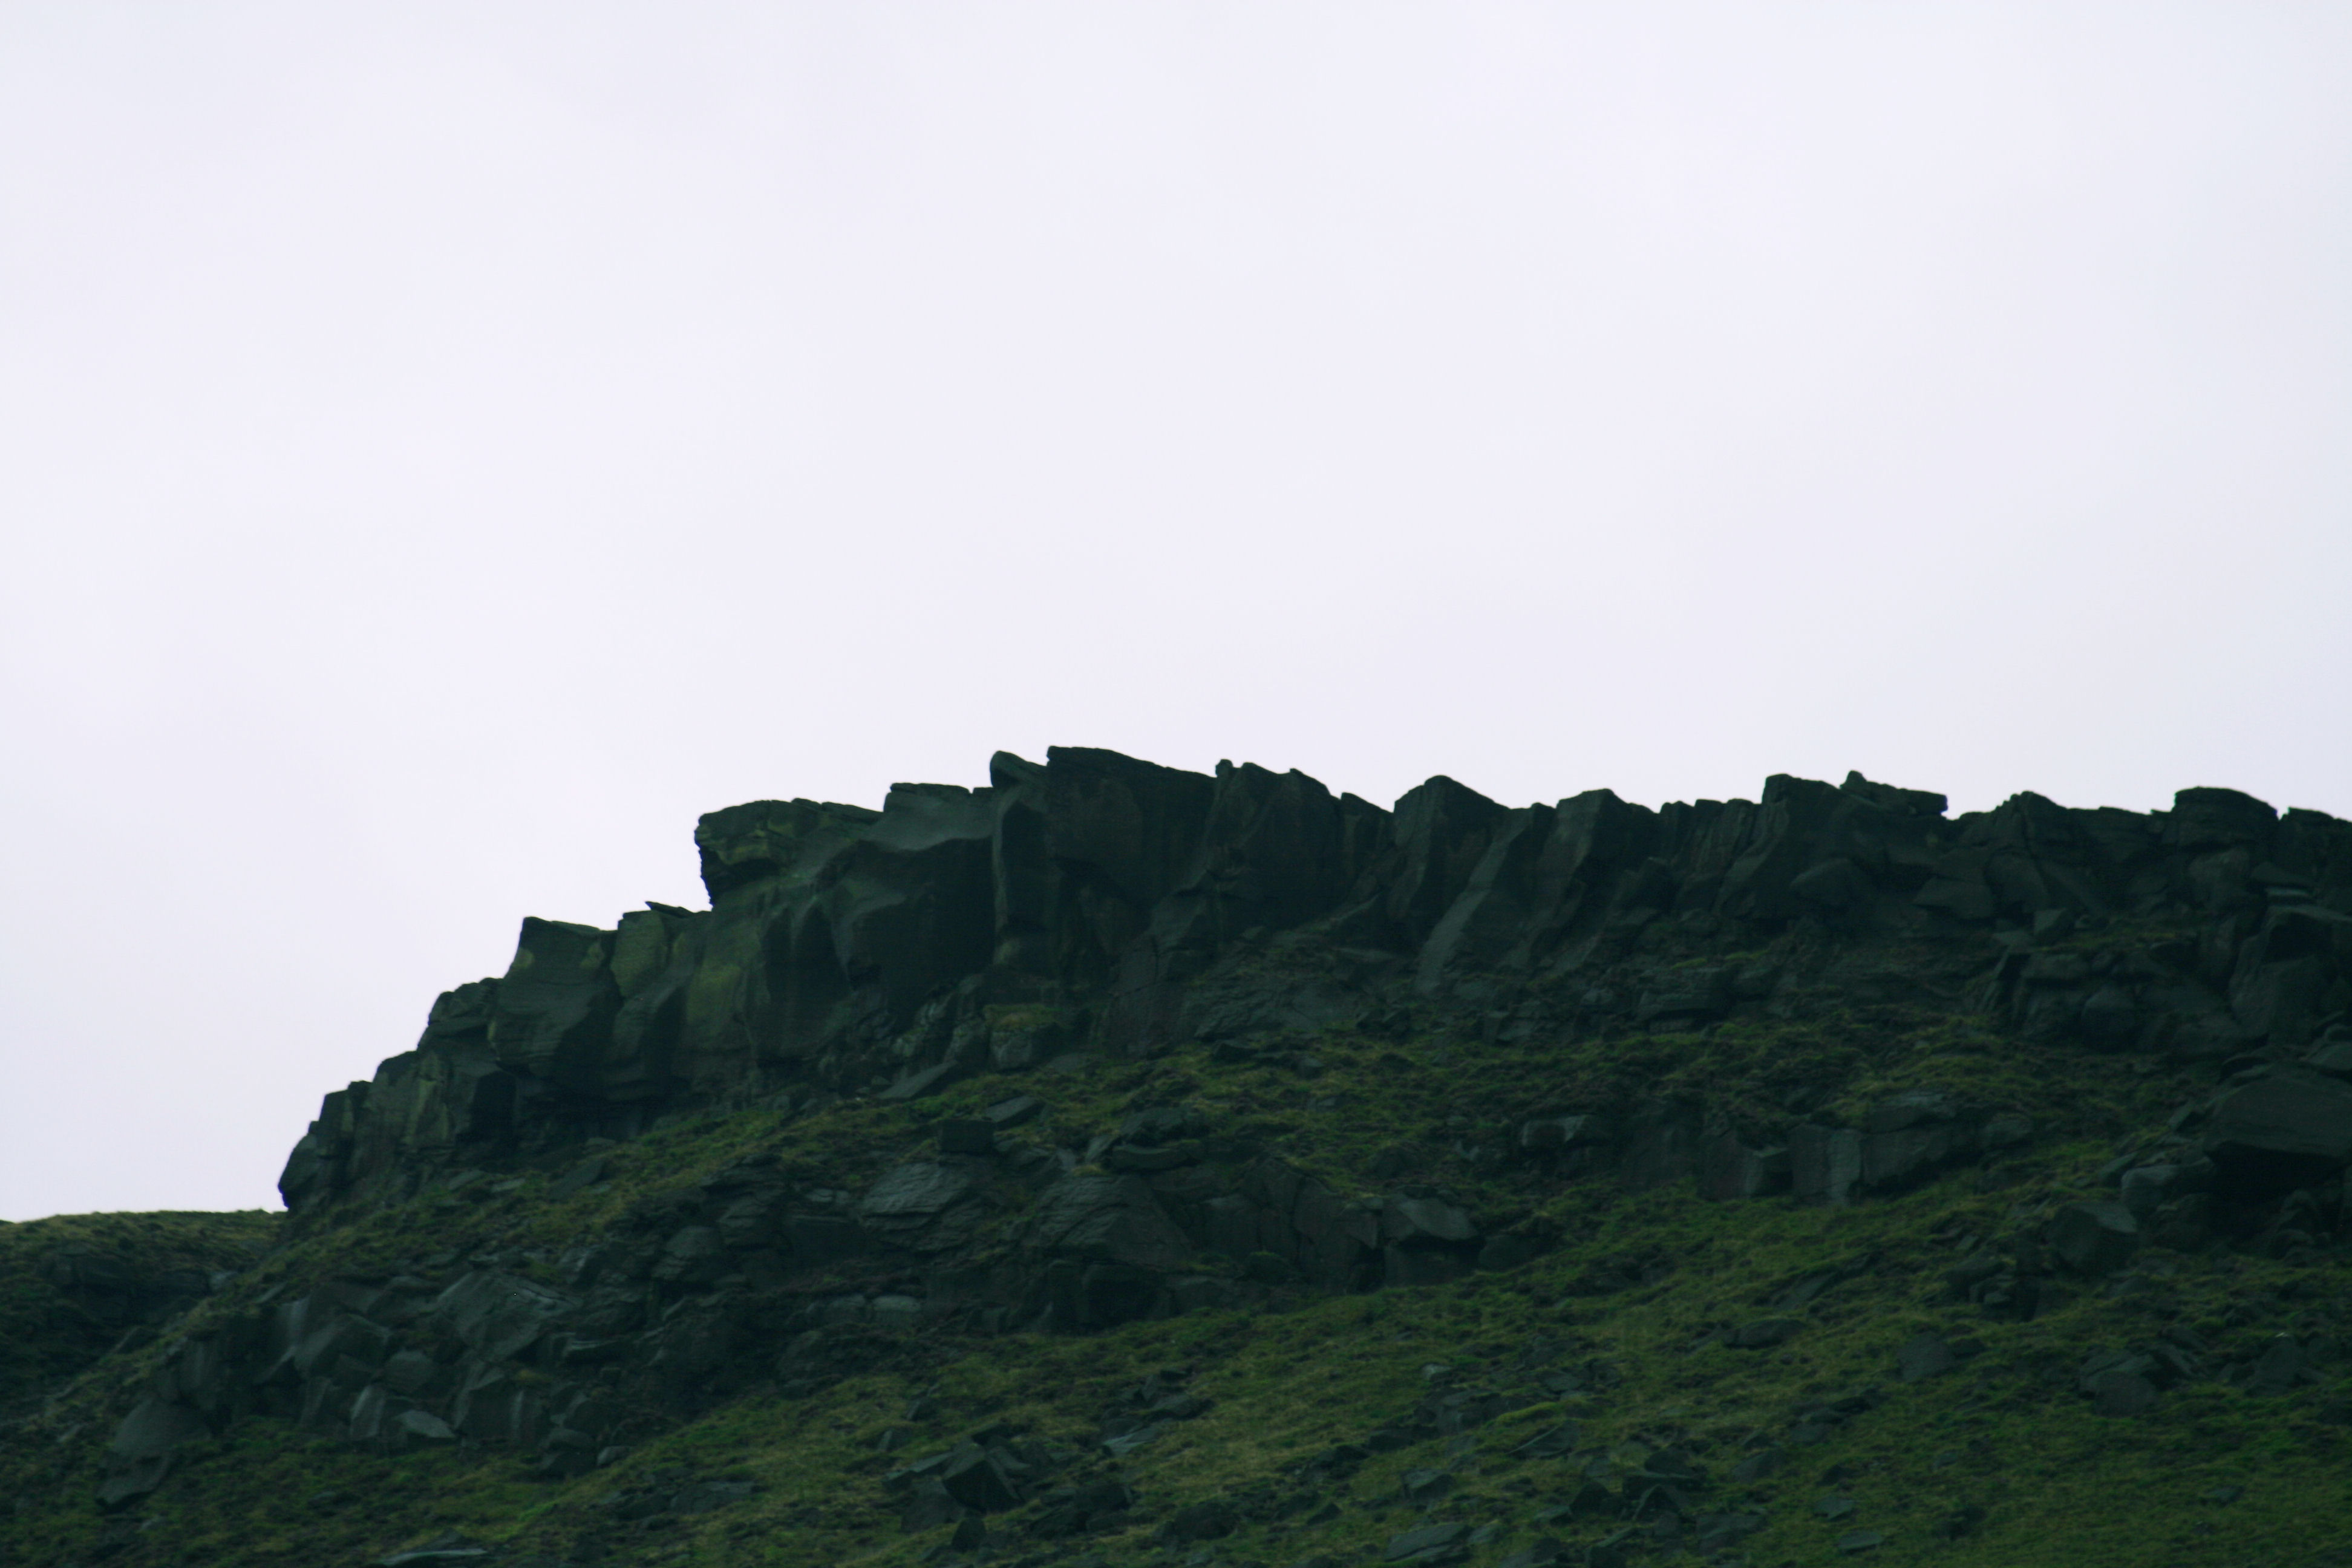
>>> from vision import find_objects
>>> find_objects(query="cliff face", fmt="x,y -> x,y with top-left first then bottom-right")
282,748 -> 2352,1219
15,747 -> 2352,1568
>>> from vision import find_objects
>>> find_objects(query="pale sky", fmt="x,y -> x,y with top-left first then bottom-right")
4,3 -> 2348,1220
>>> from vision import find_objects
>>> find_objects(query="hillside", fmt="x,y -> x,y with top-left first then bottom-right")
4,746 -> 2350,1568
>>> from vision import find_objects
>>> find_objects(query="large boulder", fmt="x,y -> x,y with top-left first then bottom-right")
857,1162 -> 983,1250
2203,1067 -> 2352,1198
276,1080 -> 374,1212
429,1271 -> 578,1364
1025,1174 -> 1193,1272
693,796 -> 880,900
2166,787 -> 2279,853
2050,1201 -> 2139,1276
96,1396 -> 209,1506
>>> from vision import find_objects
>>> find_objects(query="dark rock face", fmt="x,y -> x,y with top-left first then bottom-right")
246,748 -> 2352,1500
280,754 -> 2352,1226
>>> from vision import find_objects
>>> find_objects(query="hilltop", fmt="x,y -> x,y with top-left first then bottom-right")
5,746 -> 2351,1568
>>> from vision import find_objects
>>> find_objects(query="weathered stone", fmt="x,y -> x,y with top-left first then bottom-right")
549,1155 -> 609,1200
984,1093 -> 1045,1126
1380,1194 -> 1477,1247
652,1226 -> 727,1284
858,1164 -> 976,1225
2050,1202 -> 2139,1276
1383,779 -> 1509,949
1861,1115 -> 1976,1194
936,1445 -> 1024,1512
900,1477 -> 965,1532
1026,1175 -> 1192,1271
489,918 -> 621,1091
1697,1132 -> 1789,1201
106,1396 -> 206,1463
2204,1067 -> 2352,1197
396,1409 -> 456,1444
430,1272 -> 577,1363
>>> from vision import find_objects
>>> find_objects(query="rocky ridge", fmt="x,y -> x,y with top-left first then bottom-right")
7,746 -> 2352,1568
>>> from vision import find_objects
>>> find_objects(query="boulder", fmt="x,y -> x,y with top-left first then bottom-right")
2203,1067 -> 2352,1197
430,1271 -> 578,1363
1697,1132 -> 1788,1200
2049,1202 -> 2139,1276
2167,787 -> 2279,852
857,1163 -> 979,1247
899,1477 -> 965,1532
96,1396 -> 209,1506
2118,1158 -> 2213,1219
693,796 -> 880,900
1380,1194 -> 1477,1248
1025,1174 -> 1193,1272
938,1445 -> 1025,1512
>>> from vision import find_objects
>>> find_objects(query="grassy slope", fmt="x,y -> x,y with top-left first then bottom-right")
0,1210 -> 279,1408
5,923 -> 2351,1568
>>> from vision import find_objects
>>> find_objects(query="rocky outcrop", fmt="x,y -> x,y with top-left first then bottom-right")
281,752 -> 2352,1226
60,746 -> 2352,1520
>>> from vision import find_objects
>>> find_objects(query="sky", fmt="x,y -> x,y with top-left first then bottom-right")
2,3 -> 2348,1220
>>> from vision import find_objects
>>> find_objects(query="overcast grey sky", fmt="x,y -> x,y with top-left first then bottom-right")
3,3 -> 2347,1220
